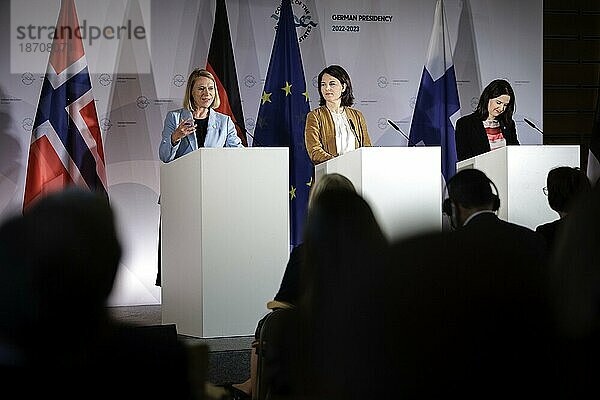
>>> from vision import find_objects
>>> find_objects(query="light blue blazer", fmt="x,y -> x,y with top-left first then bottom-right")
159,108 -> 243,162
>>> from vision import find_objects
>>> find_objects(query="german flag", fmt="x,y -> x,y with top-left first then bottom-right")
206,0 -> 247,146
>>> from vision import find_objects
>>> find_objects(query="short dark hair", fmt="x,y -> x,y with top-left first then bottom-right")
546,166 -> 591,213
447,169 -> 498,210
317,65 -> 354,107
475,79 -> 516,128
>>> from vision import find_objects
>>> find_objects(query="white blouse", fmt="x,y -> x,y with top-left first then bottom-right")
330,108 -> 356,156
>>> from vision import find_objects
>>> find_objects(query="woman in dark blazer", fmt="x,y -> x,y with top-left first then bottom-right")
455,79 -> 519,162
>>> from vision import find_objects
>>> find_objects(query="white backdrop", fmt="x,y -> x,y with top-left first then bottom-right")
0,0 -> 542,305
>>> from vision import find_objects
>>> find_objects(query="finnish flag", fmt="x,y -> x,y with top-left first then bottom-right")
409,0 -> 461,184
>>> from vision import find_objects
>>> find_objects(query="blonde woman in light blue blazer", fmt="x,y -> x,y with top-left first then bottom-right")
159,68 -> 242,163
156,68 -> 243,287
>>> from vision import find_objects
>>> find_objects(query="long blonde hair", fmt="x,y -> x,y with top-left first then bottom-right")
182,68 -> 221,111
308,173 -> 356,210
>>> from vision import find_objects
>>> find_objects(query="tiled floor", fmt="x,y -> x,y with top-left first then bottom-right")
107,304 -> 253,350
108,304 -> 161,326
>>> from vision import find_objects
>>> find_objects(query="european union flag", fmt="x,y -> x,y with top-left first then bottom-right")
409,0 -> 460,184
253,0 -> 312,246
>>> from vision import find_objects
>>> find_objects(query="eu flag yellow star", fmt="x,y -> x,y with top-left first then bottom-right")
302,90 -> 309,102
289,185 -> 296,200
261,91 -> 272,105
306,177 -> 313,187
281,81 -> 292,96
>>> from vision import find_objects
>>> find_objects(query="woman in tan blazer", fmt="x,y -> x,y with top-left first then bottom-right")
304,65 -> 371,165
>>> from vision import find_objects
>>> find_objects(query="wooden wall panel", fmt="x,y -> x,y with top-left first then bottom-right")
542,0 -> 599,169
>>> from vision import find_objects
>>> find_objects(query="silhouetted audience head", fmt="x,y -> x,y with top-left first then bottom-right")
536,167 -> 591,252
546,166 -> 591,215
1,188 -> 120,337
443,168 -> 500,227
302,190 -> 385,301
26,188 -> 119,323
308,172 -> 355,209
269,174 -> 356,308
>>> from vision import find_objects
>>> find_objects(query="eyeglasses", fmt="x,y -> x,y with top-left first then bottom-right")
542,187 -> 548,196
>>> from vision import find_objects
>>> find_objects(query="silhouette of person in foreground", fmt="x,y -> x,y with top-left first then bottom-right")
385,168 -> 552,398
0,188 -> 196,399
292,189 -> 388,400
546,184 -> 600,397
228,173 -> 358,399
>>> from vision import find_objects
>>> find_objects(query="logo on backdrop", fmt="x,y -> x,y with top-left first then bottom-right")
377,76 -> 389,88
377,118 -> 388,130
22,117 -> 33,131
409,96 -> 416,109
21,72 -> 34,85
244,74 -> 257,88
245,117 -> 255,130
99,73 -> 113,86
136,96 -> 149,109
271,0 -> 318,43
471,97 -> 479,111
100,118 -> 112,133
173,74 -> 185,87
311,76 -> 319,89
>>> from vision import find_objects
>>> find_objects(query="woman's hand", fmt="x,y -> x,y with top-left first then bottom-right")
171,118 -> 196,144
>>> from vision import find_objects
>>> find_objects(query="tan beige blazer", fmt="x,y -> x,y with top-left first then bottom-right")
304,106 -> 372,165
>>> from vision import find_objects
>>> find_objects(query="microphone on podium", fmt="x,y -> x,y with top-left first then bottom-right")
387,119 -> 410,142
232,119 -> 263,147
523,118 -> 543,135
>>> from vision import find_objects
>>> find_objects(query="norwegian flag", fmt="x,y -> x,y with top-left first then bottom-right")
23,0 -> 107,210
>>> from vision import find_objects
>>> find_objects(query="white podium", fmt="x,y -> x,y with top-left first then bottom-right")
456,145 -> 580,230
315,147 -> 442,241
160,148 -> 289,338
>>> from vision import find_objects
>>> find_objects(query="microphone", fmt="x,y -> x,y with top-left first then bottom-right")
232,119 -> 263,147
387,119 -> 410,142
523,118 -> 543,135
348,118 -> 361,147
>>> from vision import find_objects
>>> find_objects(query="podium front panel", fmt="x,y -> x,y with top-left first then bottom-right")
315,147 -> 442,241
457,145 -> 580,230
506,146 -> 579,229
160,148 -> 289,337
